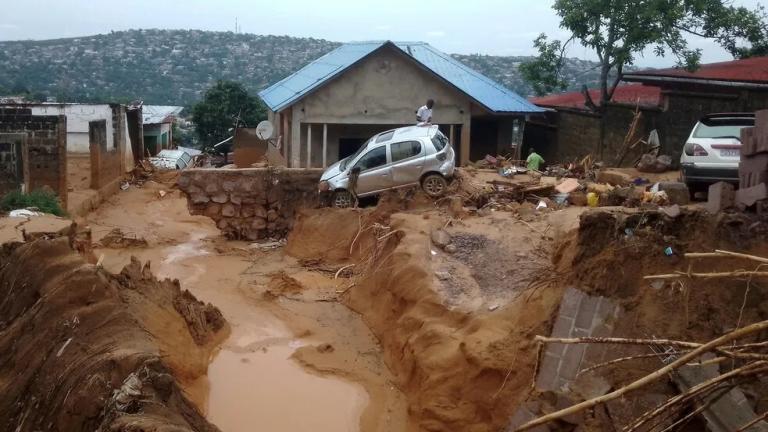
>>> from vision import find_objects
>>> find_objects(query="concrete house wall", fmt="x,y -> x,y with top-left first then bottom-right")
272,46 -> 476,168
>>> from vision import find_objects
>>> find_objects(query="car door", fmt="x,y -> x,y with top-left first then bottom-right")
351,145 -> 392,195
389,140 -> 426,187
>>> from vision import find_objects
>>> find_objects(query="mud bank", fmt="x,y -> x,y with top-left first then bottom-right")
0,236 -> 226,431
286,207 -> 567,432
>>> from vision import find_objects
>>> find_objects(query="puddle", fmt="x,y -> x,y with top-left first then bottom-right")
157,234 -> 369,432
205,331 -> 368,432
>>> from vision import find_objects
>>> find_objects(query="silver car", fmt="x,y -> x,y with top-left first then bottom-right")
319,125 -> 455,207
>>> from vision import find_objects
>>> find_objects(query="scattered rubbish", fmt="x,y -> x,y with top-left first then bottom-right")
587,192 -> 599,207
498,167 -> 515,177
555,178 -> 580,194
637,154 -> 673,173
250,239 -> 286,251
660,204 -> 681,218
444,244 -> 458,254
96,228 -> 149,249
624,228 -> 634,238
650,280 -> 665,290
553,193 -> 569,205
536,200 -> 548,210
664,246 -> 674,256
120,182 -> 130,191
9,209 -> 42,218
488,304 -> 500,312
157,190 -> 167,198
56,337 -> 73,357
435,271 -> 451,281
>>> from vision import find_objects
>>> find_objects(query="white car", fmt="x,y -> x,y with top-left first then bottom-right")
148,149 -> 193,170
680,113 -> 754,192
319,125 -> 455,208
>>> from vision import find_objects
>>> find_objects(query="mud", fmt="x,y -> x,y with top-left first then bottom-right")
84,178 -> 409,432
0,236 -> 224,431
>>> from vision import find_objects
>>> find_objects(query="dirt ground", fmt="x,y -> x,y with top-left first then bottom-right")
6,162 -> 768,432
82,179 -> 409,432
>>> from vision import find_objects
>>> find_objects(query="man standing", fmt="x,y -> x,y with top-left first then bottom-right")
416,99 -> 434,125
526,148 -> 545,171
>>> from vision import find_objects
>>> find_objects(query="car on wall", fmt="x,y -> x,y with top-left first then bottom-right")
318,125 -> 456,208
148,149 -> 193,170
680,113 -> 754,193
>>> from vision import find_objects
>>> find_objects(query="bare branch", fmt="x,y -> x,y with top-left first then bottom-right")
516,321 -> 768,431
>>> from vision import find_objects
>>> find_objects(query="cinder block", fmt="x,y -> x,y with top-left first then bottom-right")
559,287 -> 584,319
741,127 -> 756,156
736,183 -> 768,209
558,344 -> 587,381
657,182 -> 690,205
551,316 -> 575,338
535,352 -> 562,391
756,110 -> 768,134
739,153 -> 768,189
574,295 -> 600,330
706,182 -> 736,213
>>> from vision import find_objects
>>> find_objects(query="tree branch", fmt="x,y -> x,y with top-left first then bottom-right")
516,321 -> 768,431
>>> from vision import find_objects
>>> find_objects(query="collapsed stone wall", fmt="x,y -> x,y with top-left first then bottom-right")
177,167 -> 324,240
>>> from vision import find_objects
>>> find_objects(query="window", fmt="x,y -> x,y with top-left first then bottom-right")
431,131 -> 449,151
391,141 -> 422,162
693,117 -> 754,139
353,146 -> 387,171
375,130 -> 395,143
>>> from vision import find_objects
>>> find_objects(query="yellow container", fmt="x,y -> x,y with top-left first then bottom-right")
587,192 -> 599,207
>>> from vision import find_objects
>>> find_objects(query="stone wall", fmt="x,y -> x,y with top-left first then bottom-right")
177,168 -> 324,240
0,107 -> 67,206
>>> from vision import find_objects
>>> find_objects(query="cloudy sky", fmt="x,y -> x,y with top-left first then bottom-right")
0,0 -> 763,66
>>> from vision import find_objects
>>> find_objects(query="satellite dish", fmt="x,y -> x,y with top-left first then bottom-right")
256,120 -> 274,140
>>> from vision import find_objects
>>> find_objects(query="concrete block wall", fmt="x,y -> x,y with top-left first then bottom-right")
177,168 -> 323,240
535,287 -> 621,393
0,108 -> 67,206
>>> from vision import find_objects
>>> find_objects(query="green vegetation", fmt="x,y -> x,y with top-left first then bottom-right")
521,0 -> 768,107
192,80 -> 267,151
0,29 -> 613,105
1,190 -> 65,216
519,35 -> 568,96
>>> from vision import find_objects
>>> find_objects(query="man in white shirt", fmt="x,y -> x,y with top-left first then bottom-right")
416,99 -> 434,126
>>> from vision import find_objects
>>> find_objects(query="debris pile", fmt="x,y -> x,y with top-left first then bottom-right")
738,109 -> 768,213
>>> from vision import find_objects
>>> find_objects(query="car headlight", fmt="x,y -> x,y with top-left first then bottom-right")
318,180 -> 330,192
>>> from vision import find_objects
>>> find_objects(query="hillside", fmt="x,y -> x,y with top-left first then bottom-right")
0,29 -> 606,107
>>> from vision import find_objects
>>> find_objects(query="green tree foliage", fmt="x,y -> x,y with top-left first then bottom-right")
191,80 -> 266,151
520,34 -> 569,96
522,0 -> 768,108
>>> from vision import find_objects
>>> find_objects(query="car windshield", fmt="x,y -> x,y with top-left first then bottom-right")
693,118 -> 753,139
340,137 -> 374,170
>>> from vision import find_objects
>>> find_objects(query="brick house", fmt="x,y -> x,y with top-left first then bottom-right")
527,56 -> 768,165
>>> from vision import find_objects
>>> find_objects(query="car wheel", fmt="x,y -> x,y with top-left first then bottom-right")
332,190 -> 354,208
421,174 -> 447,197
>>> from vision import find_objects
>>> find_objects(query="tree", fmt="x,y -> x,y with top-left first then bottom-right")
191,80 -> 266,151
521,0 -> 768,108
520,34 -> 569,96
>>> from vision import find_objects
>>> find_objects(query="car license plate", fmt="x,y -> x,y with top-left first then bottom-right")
720,149 -> 740,157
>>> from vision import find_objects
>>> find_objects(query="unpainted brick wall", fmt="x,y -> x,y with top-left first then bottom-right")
0,107 -> 67,206
89,105 -> 126,191
177,168 -> 323,240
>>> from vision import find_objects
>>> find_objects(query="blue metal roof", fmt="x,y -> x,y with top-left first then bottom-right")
258,41 -> 544,114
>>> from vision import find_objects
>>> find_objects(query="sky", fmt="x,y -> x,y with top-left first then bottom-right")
0,0 -> 764,67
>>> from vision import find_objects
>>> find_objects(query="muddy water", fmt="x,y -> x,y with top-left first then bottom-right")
88,186 -> 404,432
156,239 -> 368,431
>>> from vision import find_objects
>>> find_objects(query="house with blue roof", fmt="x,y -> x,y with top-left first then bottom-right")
258,40 -> 544,168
